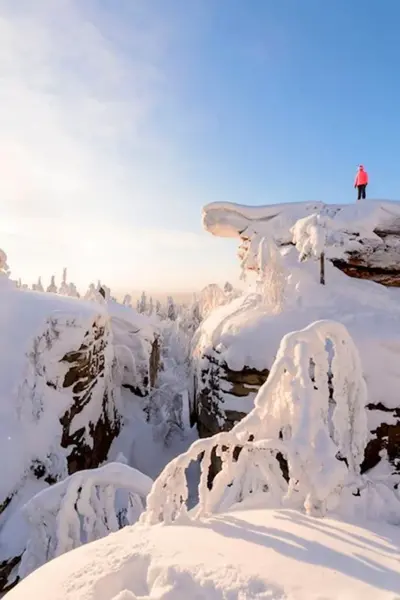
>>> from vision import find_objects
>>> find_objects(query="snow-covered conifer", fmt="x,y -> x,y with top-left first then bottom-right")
84,283 -> 98,302
155,299 -> 162,317
46,276 -> 58,294
291,214 -> 337,285
33,277 -> 44,292
167,296 -> 176,321
68,282 -> 80,298
0,248 -> 8,274
123,294 -> 132,307
59,268 -> 69,295
139,291 -> 147,314
148,296 -> 154,316
224,281 -> 233,295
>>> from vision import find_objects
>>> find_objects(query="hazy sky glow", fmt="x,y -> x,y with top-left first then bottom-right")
2,1 -> 400,291
0,0 -> 238,291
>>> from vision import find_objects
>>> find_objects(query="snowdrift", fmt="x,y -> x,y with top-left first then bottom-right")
6,508 -> 400,600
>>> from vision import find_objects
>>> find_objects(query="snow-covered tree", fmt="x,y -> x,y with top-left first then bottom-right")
59,268 -> 69,295
84,283 -> 98,302
17,463 -> 153,580
0,248 -> 10,277
155,300 -> 163,318
224,281 -> 233,295
144,317 -> 192,445
46,275 -> 57,294
256,237 -> 286,313
167,296 -> 176,321
33,277 -> 44,292
291,214 -> 338,285
198,284 -> 226,317
148,296 -> 154,316
68,282 -> 80,298
123,294 -> 132,307
189,295 -> 202,331
142,319 -> 371,525
138,291 -> 147,314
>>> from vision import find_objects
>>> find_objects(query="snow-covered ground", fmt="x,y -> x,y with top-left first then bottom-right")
3,201 -> 400,598
7,508 -> 400,600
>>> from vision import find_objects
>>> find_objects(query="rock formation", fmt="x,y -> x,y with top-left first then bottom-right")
192,200 -> 400,483
0,286 -> 159,594
203,200 -> 400,286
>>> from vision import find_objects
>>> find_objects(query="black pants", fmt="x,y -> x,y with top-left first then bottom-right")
357,184 -> 366,200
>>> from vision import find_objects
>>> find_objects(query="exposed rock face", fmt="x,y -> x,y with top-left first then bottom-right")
0,288 -> 160,595
203,200 -> 400,287
0,313 -> 120,594
362,404 -> 400,475
193,347 -> 400,481
194,353 -> 269,439
59,319 -> 120,475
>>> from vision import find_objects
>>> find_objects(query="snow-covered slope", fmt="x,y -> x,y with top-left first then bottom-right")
6,508 -> 400,600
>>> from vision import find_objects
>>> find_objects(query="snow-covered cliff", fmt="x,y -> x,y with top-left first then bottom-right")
192,200 -> 400,484
0,278 -> 159,594
203,199 -> 400,285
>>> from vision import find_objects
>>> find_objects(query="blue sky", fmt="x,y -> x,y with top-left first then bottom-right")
1,0 -> 399,292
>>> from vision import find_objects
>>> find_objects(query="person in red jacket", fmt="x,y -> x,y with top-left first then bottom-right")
354,165 -> 368,200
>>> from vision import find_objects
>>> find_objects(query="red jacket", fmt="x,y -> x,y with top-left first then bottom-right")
354,167 -> 368,186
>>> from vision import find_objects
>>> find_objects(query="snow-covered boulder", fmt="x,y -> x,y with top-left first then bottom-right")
203,199 -> 400,286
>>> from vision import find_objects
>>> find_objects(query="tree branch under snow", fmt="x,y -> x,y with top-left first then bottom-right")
18,463 -> 153,579
142,319 -> 371,525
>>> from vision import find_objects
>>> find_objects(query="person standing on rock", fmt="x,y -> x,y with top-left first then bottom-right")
354,165 -> 368,201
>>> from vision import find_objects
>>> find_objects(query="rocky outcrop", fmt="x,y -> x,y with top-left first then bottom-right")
194,353 -> 269,439
59,319 -> 120,475
0,287 -> 160,595
203,200 -> 400,287
192,199 -> 400,481
362,403 -> 400,475
0,312 -> 120,594
193,349 -> 400,481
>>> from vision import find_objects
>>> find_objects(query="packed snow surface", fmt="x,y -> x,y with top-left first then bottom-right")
193,248 -> 400,411
7,508 -> 400,600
